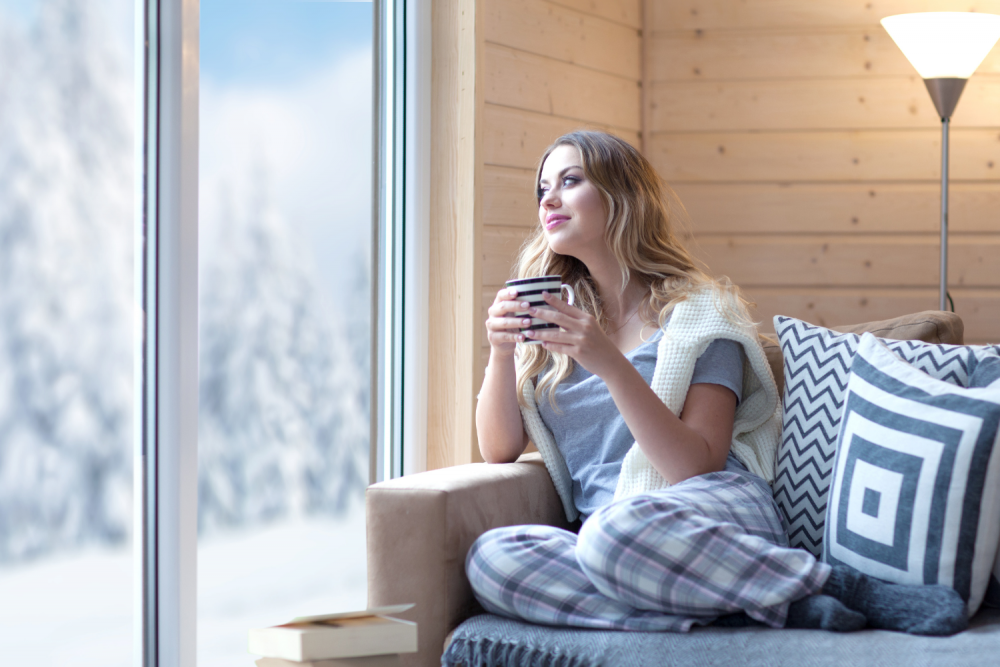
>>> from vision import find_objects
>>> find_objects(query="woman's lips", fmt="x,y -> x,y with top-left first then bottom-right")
545,214 -> 569,230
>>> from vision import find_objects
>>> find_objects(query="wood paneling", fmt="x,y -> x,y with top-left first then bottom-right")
651,1 -> 1000,31
649,129 -> 1000,182
548,0 -> 642,28
673,182 -> 1000,234
648,29 -> 1000,82
693,234 -> 1000,288
485,43 -> 641,130
643,0 -> 1000,344
485,104 -> 641,169
427,0 -> 481,471
483,165 -> 537,228
650,76 -> 1000,131
483,225 -> 535,286
746,287 -> 1000,343
484,0 -> 641,79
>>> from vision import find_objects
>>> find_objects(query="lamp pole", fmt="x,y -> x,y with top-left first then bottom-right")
924,77 -> 965,311
940,117 -> 949,312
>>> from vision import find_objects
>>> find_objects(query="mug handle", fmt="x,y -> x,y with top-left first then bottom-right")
560,284 -> 576,306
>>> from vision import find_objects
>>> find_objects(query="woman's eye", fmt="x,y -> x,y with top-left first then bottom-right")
562,176 -> 579,187
536,187 -> 548,199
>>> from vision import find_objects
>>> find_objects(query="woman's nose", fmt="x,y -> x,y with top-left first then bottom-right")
540,189 -> 559,208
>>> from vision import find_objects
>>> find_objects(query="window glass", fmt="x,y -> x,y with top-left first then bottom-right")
198,2 -> 372,665
0,0 -> 135,665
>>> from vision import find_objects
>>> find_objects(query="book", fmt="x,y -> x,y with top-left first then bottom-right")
255,656 -> 400,667
248,605 -> 417,662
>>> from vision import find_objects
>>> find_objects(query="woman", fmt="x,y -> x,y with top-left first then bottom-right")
468,131 -> 966,635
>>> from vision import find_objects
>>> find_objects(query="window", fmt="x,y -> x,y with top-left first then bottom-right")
0,0 -> 423,663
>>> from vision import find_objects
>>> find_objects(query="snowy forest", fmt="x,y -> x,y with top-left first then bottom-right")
0,0 -> 370,564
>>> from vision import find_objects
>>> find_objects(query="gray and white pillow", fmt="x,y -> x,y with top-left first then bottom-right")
773,315 -> 1000,556
823,335 -> 1000,614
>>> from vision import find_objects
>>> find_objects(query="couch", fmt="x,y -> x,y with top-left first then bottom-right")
366,311 -> 1000,666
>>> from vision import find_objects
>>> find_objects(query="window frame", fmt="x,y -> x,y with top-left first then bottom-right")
137,0 -> 427,664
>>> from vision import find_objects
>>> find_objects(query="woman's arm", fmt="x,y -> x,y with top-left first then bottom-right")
525,292 -> 735,484
477,288 -> 531,463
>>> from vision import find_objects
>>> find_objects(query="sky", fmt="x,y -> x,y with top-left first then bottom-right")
201,0 -> 372,87
199,0 -> 375,299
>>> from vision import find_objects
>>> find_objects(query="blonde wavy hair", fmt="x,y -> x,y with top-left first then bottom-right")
515,131 -> 753,409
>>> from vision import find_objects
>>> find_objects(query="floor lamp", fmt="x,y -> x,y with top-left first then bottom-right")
881,12 -> 1000,311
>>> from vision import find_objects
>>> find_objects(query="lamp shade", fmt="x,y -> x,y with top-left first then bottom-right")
881,12 -> 1000,79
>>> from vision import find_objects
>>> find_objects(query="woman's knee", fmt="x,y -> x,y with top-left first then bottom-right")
576,494 -> 687,580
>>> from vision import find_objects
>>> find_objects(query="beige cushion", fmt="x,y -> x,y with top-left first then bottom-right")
760,310 -> 964,396
366,453 -> 570,667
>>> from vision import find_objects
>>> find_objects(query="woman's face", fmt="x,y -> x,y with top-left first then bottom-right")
537,144 -> 607,260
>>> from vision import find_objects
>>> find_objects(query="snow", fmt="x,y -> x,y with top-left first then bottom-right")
0,513 -> 366,666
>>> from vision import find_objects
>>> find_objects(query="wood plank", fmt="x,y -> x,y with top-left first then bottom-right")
648,28 -> 1000,82
672,182 -> 1000,235
651,0 -> 1000,31
484,0 -> 641,80
547,0 -> 642,28
483,225 -> 535,286
484,165 -> 538,228
485,43 -> 641,130
484,103 -> 641,170
746,287 -> 1000,343
694,234 -> 1000,288
648,129 -> 1000,182
427,0 -> 481,471
649,76 -> 1000,131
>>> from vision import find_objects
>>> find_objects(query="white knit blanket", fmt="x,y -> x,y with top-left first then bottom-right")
518,287 -> 782,523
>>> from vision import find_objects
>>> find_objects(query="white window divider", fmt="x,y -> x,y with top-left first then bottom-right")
135,1 -> 199,665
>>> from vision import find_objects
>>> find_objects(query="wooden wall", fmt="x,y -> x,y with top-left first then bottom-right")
647,0 -> 1000,344
430,0 -> 1000,469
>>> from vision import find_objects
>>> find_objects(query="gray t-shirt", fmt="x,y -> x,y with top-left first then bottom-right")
537,328 -> 748,519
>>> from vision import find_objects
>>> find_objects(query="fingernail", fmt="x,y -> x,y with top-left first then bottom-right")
520,302 -> 530,309
524,330 -> 534,337
523,319 -> 531,326
508,288 -> 517,296
528,307 -> 536,314
518,334 -> 525,342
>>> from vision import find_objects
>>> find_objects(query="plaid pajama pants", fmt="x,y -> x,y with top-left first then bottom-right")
466,471 -> 830,631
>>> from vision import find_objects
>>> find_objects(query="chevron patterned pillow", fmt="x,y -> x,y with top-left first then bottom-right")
773,316 -> 1000,556
824,335 -> 1000,615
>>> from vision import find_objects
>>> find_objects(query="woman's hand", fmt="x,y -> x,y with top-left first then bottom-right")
524,291 -> 627,379
485,287 -> 532,358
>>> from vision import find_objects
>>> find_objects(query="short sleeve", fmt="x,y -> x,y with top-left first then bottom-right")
690,338 -> 745,404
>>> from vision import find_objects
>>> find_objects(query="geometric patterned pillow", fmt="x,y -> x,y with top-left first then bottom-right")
823,335 -> 1000,615
773,315 -> 1000,556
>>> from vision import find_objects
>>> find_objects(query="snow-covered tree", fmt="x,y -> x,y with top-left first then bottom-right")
0,0 -> 134,561
198,169 -> 369,533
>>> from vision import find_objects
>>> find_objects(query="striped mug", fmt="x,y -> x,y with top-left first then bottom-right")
505,275 -> 576,345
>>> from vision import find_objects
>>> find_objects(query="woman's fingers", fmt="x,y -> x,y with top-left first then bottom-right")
488,317 -> 532,332
528,303 -> 578,329
540,291 -> 579,314
489,299 -> 531,318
